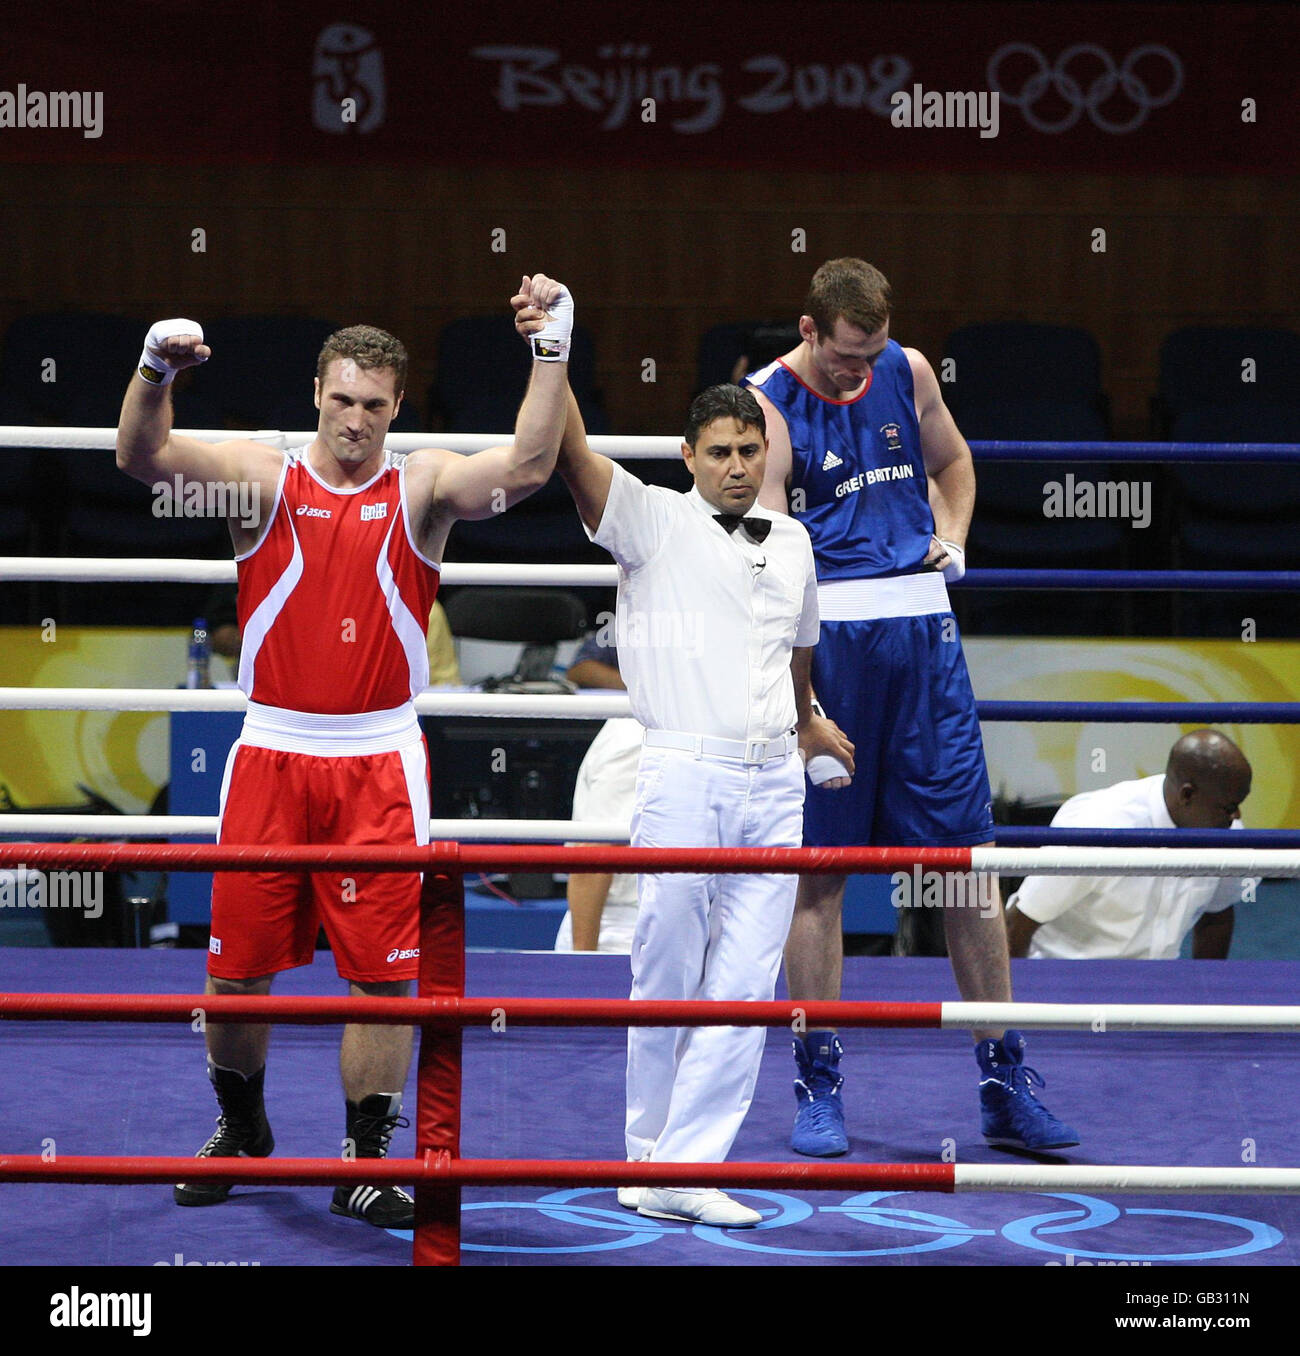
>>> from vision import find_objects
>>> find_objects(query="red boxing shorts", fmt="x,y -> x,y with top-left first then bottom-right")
209,707 -> 430,984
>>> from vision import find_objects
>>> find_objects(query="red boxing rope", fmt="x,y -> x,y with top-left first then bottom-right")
0,1154 -> 953,1191
0,842 -> 975,873
0,993 -> 943,1028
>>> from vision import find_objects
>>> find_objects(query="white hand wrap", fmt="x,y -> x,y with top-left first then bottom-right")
937,538 -> 966,583
529,286 -> 574,362
138,318 -> 206,386
805,701 -> 852,785
807,754 -> 853,787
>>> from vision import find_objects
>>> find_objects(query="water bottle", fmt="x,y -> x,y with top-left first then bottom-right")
185,618 -> 212,690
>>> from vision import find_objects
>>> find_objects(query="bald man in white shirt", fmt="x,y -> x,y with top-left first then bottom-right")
517,277 -> 854,1228
1006,730 -> 1254,960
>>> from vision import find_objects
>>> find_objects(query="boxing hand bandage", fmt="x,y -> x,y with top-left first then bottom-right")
529,286 -> 574,362
806,701 -> 852,786
936,538 -> 966,583
807,754 -> 853,787
138,319 -> 206,386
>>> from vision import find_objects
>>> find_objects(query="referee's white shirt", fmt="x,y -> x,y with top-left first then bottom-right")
588,461 -> 819,741
1010,775 -> 1250,960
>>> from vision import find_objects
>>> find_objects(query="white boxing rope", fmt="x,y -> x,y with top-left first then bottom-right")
0,426 -> 675,458
0,815 -> 631,841
954,1165 -> 1300,1195
0,558 -> 621,586
0,558 -> 238,584
968,846 -> 1299,877
943,1002 -> 1300,1032
0,428 -> 288,450
0,688 -> 633,718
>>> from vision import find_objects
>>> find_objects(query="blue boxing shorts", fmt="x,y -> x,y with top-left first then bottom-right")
804,613 -> 994,847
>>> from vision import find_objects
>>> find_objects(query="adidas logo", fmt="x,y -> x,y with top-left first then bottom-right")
821,449 -> 843,471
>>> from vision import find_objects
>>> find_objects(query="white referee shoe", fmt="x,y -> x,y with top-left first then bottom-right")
636,1187 -> 761,1227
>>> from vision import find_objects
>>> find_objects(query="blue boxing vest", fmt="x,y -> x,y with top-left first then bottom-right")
747,342 -> 934,581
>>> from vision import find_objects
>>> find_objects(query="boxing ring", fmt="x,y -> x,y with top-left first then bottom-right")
2,429 -> 1299,1267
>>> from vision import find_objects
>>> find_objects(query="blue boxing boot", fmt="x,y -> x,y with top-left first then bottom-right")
977,1030 -> 1080,1150
791,1032 -> 848,1157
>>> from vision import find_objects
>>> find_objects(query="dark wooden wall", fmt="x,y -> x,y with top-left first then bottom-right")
1,165 -> 1295,437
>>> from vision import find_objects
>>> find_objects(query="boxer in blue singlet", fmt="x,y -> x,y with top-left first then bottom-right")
746,259 -> 1078,1156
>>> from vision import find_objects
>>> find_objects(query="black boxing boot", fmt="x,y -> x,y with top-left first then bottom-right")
174,1062 -> 274,1206
330,1093 -> 415,1228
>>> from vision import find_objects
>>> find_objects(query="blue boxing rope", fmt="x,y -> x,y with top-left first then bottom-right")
964,569 -> 1300,591
970,441 -> 1300,463
995,827 -> 1300,849
977,701 -> 1300,724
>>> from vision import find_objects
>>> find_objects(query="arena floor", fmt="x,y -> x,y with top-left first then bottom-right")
1,949 -> 1296,1267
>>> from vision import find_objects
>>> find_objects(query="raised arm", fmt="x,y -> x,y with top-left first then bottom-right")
512,286 -> 613,533
116,320 -> 284,546
418,275 -> 574,523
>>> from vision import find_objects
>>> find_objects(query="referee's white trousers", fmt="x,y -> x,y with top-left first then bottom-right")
625,745 -> 805,1165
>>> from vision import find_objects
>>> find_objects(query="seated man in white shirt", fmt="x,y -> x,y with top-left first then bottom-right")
1005,730 -> 1253,960
516,276 -> 854,1227
555,713 -> 645,953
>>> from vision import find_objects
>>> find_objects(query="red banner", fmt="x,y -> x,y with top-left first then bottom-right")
1,2 -> 1294,173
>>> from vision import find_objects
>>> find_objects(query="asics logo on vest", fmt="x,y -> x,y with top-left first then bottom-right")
386,947 -> 419,963
296,504 -> 333,518
986,44 -> 1183,134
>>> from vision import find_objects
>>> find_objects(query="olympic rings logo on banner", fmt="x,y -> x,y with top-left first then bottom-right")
986,44 -> 1184,133
392,1189 -> 1285,1261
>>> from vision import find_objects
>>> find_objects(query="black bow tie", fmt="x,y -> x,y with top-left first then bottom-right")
713,513 -> 771,543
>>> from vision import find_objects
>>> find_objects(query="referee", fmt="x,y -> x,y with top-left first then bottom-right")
516,275 -> 854,1227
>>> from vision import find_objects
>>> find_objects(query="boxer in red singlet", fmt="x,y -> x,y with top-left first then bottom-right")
116,276 -> 575,1227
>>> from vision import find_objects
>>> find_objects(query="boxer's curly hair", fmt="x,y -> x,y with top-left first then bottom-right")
684,384 -> 766,448
316,325 -> 407,395
804,258 -> 892,339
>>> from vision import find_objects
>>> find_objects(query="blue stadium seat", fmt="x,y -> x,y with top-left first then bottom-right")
1155,327 -> 1300,434
943,323 -> 1110,428
939,325 -> 1121,635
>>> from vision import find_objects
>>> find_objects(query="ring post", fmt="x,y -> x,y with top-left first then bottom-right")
414,855 -> 465,1266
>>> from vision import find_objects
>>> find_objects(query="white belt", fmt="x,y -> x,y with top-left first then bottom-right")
643,728 -> 798,765
817,571 -> 950,620
241,700 -> 421,756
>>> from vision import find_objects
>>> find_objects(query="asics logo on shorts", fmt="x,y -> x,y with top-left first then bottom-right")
386,947 -> 420,962
295,504 -> 333,518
